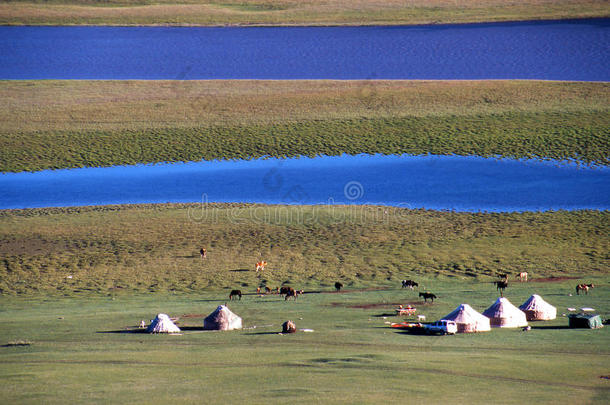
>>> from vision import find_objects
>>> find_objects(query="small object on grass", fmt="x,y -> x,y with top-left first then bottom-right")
300,329 -> 314,333
567,308 -> 576,311
580,307 -> 595,312
5,340 -> 31,347
522,326 -> 531,331
282,320 -> 296,333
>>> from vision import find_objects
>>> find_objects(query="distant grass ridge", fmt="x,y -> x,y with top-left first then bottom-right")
1,0 -> 608,26
1,111 -> 608,172
0,204 -> 607,296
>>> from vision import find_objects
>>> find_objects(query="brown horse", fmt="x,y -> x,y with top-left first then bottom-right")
576,283 -> 594,295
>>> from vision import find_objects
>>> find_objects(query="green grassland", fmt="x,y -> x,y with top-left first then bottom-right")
0,279 -> 608,404
1,80 -> 609,172
0,205 -> 608,403
1,0 -> 608,26
1,204 -> 608,295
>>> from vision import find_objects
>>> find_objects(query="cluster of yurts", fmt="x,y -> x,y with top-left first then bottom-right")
441,295 -> 556,333
145,295 -> 556,334
147,305 -> 242,334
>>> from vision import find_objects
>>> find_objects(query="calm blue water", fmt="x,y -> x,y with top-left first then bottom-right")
1,19 -> 609,80
1,155 -> 608,212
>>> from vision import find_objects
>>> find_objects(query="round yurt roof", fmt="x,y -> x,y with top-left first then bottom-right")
203,305 -> 242,331
482,297 -> 528,328
519,294 -> 557,321
147,313 -> 181,333
441,304 -> 491,332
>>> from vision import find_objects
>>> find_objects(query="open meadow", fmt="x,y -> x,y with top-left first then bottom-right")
0,204 -> 608,403
1,275 -> 608,404
0,0 -> 608,26
1,80 -> 609,172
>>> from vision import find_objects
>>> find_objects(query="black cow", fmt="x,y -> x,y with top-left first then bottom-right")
402,280 -> 419,289
335,282 -> 343,291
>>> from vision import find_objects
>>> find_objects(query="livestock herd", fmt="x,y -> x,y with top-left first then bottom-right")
227,262 -> 595,304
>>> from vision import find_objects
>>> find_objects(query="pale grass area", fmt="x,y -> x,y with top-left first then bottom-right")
2,80 -> 608,132
0,0 -> 608,25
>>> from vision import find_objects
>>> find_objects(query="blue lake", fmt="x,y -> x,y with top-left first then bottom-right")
1,19 -> 609,80
1,155 -> 608,212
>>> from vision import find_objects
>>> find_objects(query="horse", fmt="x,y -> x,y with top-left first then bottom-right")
516,272 -> 528,282
497,273 -> 508,280
402,280 -> 418,289
576,283 -> 594,295
284,287 -> 298,301
279,286 -> 292,296
255,261 -> 267,272
335,282 -> 343,292
494,280 -> 508,297
419,292 -> 437,303
229,289 -> 242,300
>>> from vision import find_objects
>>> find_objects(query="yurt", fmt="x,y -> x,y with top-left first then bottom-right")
482,297 -> 528,328
519,294 -> 557,321
147,313 -> 181,333
203,305 -> 242,331
441,304 -> 491,333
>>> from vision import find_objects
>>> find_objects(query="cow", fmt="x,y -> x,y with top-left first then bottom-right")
419,292 -> 437,303
576,283 -> 594,295
335,282 -> 343,292
229,289 -> 242,300
516,272 -> 528,282
402,279 -> 418,289
255,261 -> 267,272
200,248 -> 207,260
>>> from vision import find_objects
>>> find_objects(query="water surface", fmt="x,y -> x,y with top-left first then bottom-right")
1,155 -> 608,212
1,19 -> 608,80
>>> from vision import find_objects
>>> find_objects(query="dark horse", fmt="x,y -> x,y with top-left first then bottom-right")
419,292 -> 437,303
402,280 -> 419,289
229,289 -> 242,300
494,281 -> 508,297
335,282 -> 343,291
284,287 -> 298,301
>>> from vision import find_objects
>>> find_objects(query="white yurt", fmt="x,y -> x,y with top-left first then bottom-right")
203,305 -> 242,331
482,297 -> 528,328
147,313 -> 181,333
441,304 -> 491,333
519,294 -> 557,321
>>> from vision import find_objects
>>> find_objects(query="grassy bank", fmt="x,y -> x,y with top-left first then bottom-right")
0,0 -> 608,26
1,80 -> 609,172
0,204 -> 607,296
0,284 -> 609,404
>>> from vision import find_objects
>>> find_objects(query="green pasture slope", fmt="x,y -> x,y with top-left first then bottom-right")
1,0 -> 608,26
1,80 -> 609,172
0,205 -> 608,403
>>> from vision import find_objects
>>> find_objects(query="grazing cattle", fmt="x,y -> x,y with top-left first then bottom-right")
402,280 -> 419,289
419,292 -> 437,303
497,273 -> 508,280
335,282 -> 343,291
516,272 -> 528,282
264,286 -> 272,294
576,283 -> 594,295
255,261 -> 267,272
229,289 -> 242,300
494,281 -> 508,296
200,248 -> 207,260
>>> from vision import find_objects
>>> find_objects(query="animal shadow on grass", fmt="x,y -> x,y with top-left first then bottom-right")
531,325 -> 571,330
230,268 -> 250,272
97,329 -> 149,334
372,313 -> 399,318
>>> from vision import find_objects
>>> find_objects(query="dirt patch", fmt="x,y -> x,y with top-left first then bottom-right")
330,301 -> 421,309
531,276 -> 579,283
